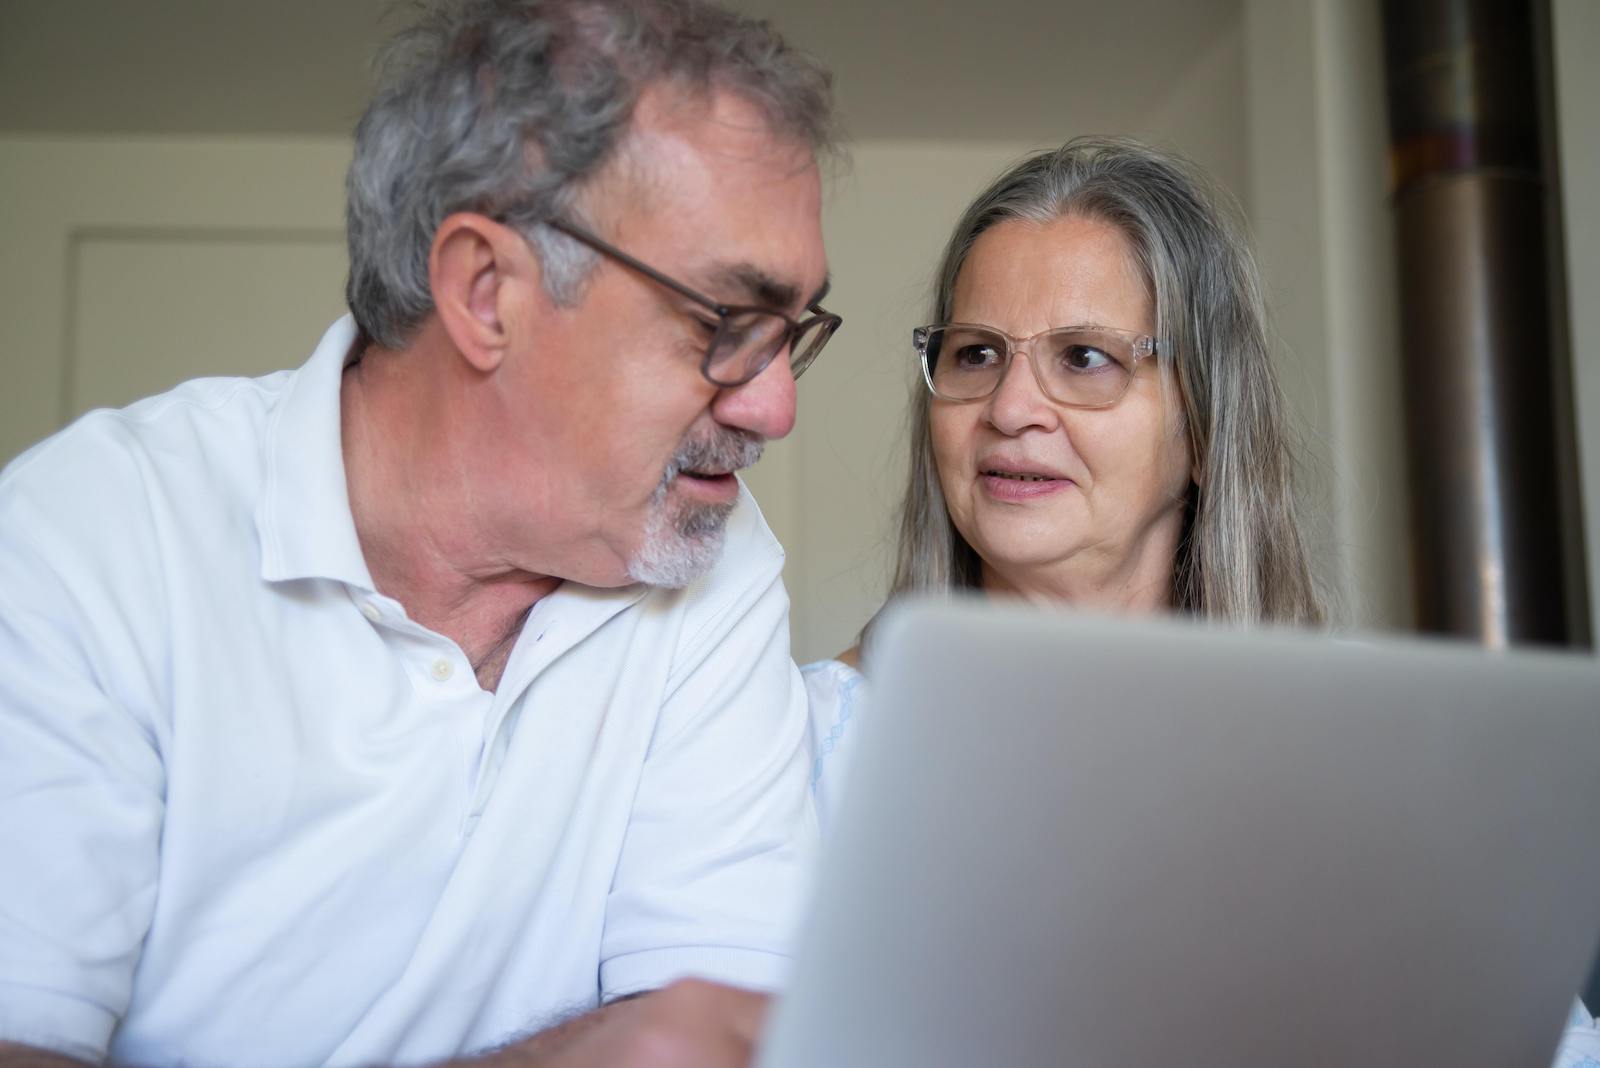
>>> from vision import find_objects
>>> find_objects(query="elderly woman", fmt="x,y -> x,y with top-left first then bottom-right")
806,136 -> 1324,813
802,135 -> 1600,1063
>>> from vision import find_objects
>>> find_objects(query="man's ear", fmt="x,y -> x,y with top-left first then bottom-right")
428,213 -> 538,374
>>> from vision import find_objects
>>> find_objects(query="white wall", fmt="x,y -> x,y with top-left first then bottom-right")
1553,0 -> 1600,644
0,137 -> 351,463
1242,0 -> 1412,633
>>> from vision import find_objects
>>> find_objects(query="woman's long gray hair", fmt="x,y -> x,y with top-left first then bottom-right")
888,136 -> 1324,626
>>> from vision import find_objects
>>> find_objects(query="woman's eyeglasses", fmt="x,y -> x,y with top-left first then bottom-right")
914,322 -> 1161,409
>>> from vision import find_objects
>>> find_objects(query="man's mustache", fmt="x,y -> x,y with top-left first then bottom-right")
660,429 -> 765,487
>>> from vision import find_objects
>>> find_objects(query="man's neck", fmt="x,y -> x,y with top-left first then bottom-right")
339,336 -> 559,691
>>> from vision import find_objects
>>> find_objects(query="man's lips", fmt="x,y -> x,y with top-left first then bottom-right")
675,468 -> 741,500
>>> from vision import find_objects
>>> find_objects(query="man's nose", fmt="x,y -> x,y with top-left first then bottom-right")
711,352 -> 798,441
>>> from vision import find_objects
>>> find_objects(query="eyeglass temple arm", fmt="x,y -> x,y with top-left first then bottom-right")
550,216 -> 838,328
543,217 -> 727,313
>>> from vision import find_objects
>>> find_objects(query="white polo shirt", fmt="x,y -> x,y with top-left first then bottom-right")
0,318 -> 817,1066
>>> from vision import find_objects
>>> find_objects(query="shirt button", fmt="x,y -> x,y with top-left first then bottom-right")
361,602 -> 383,623
430,658 -> 455,682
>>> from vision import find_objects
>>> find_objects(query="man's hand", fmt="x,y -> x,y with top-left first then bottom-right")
0,1043 -> 91,1068
478,979 -> 770,1068
1,979 -> 771,1068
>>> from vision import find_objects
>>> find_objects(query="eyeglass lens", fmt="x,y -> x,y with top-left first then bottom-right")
705,311 -> 839,386
922,325 -> 1138,407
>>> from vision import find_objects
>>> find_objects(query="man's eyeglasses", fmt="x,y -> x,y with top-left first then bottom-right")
914,322 -> 1162,409
544,217 -> 842,388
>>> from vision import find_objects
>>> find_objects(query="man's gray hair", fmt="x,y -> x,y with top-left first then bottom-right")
889,136 -> 1326,627
345,0 -> 837,349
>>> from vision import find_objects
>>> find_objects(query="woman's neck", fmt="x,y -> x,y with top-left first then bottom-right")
977,513 -> 1184,616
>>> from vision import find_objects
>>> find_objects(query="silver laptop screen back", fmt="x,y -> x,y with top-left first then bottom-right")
762,601 -> 1600,1068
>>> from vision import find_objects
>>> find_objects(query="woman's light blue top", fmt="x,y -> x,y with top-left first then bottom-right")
802,657 -> 868,830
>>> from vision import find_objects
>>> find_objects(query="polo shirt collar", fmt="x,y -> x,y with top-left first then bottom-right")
256,316 -> 375,589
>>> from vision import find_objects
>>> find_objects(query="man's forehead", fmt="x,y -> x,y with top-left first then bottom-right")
628,81 -> 818,173
579,87 -> 817,218
593,85 -> 829,311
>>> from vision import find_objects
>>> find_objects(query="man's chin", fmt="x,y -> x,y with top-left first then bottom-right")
624,527 -> 727,588
624,479 -> 739,588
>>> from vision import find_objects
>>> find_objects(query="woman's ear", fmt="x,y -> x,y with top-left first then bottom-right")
1182,414 -> 1204,488
1168,403 -> 1203,490
428,212 -> 540,374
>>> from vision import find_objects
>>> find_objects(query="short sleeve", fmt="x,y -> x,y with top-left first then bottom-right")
598,550 -> 817,999
0,456 -> 166,1061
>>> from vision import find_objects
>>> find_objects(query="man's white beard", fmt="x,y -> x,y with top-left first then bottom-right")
625,427 -> 764,588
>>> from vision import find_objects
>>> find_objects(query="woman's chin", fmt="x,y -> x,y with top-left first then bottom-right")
970,540 -> 1085,587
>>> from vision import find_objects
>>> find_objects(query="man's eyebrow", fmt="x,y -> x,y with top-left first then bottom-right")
707,263 -> 798,311
707,263 -> 829,313
808,276 -> 832,308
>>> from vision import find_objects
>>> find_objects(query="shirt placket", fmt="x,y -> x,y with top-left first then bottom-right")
461,586 -> 647,829
348,586 -> 495,829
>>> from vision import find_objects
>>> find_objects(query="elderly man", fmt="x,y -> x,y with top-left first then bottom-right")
0,1 -> 838,1065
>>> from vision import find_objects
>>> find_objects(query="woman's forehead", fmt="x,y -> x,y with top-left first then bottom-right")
952,215 -> 1152,332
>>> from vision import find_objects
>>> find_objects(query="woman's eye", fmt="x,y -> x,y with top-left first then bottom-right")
1060,345 -> 1113,373
953,344 -> 1002,369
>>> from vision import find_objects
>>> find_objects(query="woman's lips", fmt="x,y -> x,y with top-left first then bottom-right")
978,469 -> 1072,501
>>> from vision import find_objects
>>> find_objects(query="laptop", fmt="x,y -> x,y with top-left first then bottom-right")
759,599 -> 1600,1067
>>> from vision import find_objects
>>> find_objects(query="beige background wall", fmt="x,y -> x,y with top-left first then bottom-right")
1553,0 -> 1600,645
1,0 -> 1595,662
0,139 -> 350,458
1243,0 -> 1411,632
